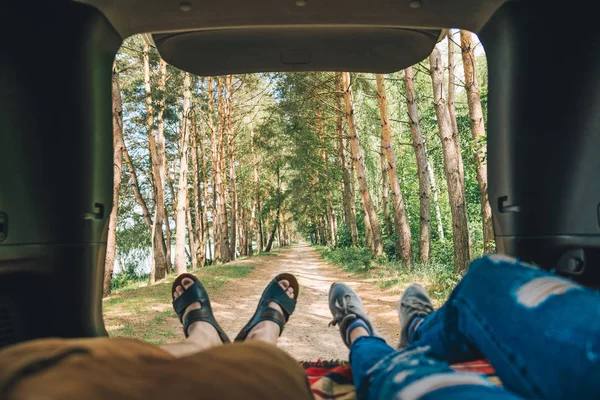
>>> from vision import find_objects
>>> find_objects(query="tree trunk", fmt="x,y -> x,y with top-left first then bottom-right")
186,196 -> 197,269
429,47 -> 471,273
315,98 -> 337,248
341,72 -> 383,257
157,59 -> 173,274
199,118 -> 211,266
207,77 -> 220,262
376,74 -> 412,263
250,123 -> 263,253
379,150 -> 392,238
225,75 -> 237,259
265,208 -> 280,252
104,67 -> 125,297
447,30 -> 466,192
404,67 -> 432,263
361,198 -> 374,252
427,158 -> 445,243
142,38 -> 168,283
122,144 -> 152,230
216,77 -> 231,263
174,72 -> 192,275
190,119 -> 204,267
334,74 -> 359,246
460,30 -> 495,253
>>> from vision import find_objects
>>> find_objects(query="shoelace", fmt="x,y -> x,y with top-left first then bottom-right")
328,294 -> 353,327
400,297 -> 434,314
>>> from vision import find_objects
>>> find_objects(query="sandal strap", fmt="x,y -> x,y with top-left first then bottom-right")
173,282 -> 204,319
262,280 -> 296,319
234,275 -> 298,342
260,306 -> 286,332
183,309 -> 230,343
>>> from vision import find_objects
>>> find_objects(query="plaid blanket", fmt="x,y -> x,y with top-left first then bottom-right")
301,359 -> 499,400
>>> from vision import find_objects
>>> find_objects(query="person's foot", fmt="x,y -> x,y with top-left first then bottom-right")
329,283 -> 375,348
246,279 -> 295,343
398,284 -> 434,349
173,277 -> 222,347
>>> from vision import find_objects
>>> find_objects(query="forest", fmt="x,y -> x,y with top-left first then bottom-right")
104,29 -> 491,297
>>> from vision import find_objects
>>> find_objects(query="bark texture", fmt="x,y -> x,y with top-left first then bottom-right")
460,30 -> 495,253
335,72 -> 359,246
174,72 -> 192,275
341,72 -> 383,257
104,67 -> 125,297
429,48 -> 471,273
447,30 -> 466,192
225,75 -> 238,259
376,74 -> 412,264
404,67 -> 432,263
142,38 -> 167,282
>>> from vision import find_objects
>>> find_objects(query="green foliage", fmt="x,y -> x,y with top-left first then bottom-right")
112,34 -> 490,287
317,246 -> 373,272
335,223 -> 354,248
316,245 -> 461,305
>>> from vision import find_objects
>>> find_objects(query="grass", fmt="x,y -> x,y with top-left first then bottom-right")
315,246 -> 461,307
103,264 -> 254,344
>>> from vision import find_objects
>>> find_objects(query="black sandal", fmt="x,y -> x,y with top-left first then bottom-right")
234,273 -> 299,342
171,273 -> 231,343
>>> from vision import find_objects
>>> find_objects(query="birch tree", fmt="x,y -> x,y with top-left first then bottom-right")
404,66 -> 432,263
342,72 -> 383,257
460,30 -> 495,253
376,74 -> 412,264
429,47 -> 471,272
174,72 -> 192,275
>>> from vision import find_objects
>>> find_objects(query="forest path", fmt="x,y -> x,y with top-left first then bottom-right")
211,243 -> 401,361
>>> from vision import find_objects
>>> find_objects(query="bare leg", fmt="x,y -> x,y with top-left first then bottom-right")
160,277 -> 223,358
160,278 -> 294,357
245,279 -> 295,345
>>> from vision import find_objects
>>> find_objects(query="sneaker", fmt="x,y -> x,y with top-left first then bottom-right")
398,284 -> 434,349
328,283 -> 375,348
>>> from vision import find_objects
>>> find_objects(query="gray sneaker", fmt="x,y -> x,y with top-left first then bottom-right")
328,282 -> 375,348
398,284 -> 434,349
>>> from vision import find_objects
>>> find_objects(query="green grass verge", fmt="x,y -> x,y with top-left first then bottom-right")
314,245 -> 461,307
103,265 -> 254,344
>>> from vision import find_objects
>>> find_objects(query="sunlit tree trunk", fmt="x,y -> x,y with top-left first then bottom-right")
216,77 -> 231,263
191,119 -> 205,267
250,123 -> 263,253
376,74 -> 412,263
207,77 -> 220,262
429,47 -> 471,273
342,72 -> 383,257
379,150 -> 392,238
199,119 -> 211,265
361,197 -> 374,251
404,66 -> 432,263
225,75 -> 237,259
157,59 -> 173,274
186,196 -> 197,269
427,158 -> 445,243
335,72 -> 359,246
174,72 -> 192,275
142,38 -> 168,283
104,67 -> 125,297
447,30 -> 466,192
460,30 -> 495,253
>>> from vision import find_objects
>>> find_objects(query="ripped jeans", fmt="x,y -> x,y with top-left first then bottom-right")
350,255 -> 600,400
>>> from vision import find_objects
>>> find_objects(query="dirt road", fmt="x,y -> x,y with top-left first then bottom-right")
209,243 -> 402,361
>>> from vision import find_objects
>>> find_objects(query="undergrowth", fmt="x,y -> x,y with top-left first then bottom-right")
315,245 -> 461,306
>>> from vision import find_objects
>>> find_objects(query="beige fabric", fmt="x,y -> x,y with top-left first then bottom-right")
0,337 -> 312,400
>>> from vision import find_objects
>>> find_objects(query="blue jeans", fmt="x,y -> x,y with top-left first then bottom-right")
350,255 -> 600,399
